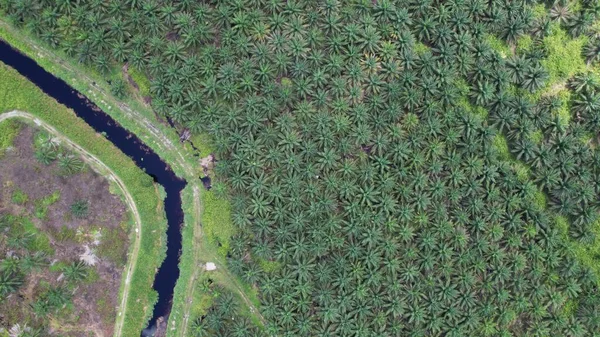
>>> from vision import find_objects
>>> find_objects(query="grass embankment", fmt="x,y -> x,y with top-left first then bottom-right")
0,61 -> 166,336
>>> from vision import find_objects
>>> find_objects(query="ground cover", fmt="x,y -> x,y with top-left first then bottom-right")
0,62 -> 166,337
0,121 -> 129,336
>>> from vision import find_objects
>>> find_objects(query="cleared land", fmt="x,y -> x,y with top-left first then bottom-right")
0,121 -> 129,336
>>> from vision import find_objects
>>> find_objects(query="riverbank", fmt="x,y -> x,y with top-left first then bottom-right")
0,62 -> 167,337
0,18 -> 263,336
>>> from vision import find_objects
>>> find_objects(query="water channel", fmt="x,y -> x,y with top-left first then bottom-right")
0,39 -> 186,336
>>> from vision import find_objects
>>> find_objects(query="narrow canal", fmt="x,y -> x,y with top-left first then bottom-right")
0,39 -> 186,336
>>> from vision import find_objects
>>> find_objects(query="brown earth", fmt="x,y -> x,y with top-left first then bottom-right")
0,123 -> 129,337
1,126 -> 126,230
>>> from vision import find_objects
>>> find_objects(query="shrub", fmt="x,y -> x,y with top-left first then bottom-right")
11,188 -> 28,205
57,152 -> 84,174
110,78 -> 127,99
70,200 -> 89,219
34,146 -> 57,165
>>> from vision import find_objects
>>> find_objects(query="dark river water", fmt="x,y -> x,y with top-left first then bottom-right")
0,39 -> 186,336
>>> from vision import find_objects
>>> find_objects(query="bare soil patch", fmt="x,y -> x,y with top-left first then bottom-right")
0,123 -> 130,337
2,126 -> 126,229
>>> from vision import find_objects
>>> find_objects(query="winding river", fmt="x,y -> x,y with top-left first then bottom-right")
0,39 -> 186,336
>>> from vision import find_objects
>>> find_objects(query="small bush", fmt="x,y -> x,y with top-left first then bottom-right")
34,191 -> 61,220
57,152 -> 84,175
54,225 -> 76,242
11,189 -> 28,205
110,78 -> 127,99
70,200 -> 89,219
35,146 -> 57,165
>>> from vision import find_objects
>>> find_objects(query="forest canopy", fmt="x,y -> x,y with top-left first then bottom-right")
3,0 -> 600,336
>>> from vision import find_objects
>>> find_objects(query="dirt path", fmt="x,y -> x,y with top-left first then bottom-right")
0,110 -> 142,337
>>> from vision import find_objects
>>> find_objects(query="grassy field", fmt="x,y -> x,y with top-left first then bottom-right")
0,61 -> 167,336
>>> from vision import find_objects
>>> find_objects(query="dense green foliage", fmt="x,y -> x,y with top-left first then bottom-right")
70,200 -> 90,219
188,283 -> 261,337
4,0 -> 600,336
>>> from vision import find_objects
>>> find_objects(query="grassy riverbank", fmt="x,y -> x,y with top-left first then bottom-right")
0,61 -> 167,336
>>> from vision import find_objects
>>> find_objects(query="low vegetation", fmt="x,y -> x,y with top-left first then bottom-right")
187,284 -> 261,337
0,118 -> 19,158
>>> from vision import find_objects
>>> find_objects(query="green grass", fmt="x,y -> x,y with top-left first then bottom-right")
195,134 -> 235,256
52,225 -> 77,242
0,61 -> 166,336
189,133 -> 215,159
555,90 -> 573,127
529,129 -> 544,144
85,268 -> 101,285
516,35 -> 533,54
202,190 -> 234,257
485,34 -> 511,58
512,161 -> 531,182
258,259 -> 281,273
555,215 -> 600,286
128,66 -> 151,97
20,216 -> 53,255
33,190 -> 60,220
96,225 -> 129,267
413,42 -> 430,55
533,190 -> 547,211
493,134 -> 510,160
11,188 -> 28,205
530,3 -> 548,19
49,260 -> 67,273
0,118 -> 21,158
541,24 -> 587,85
